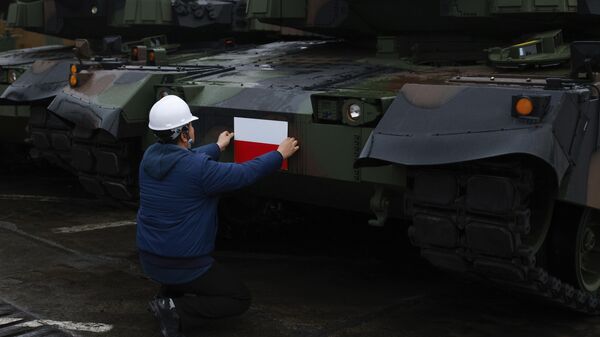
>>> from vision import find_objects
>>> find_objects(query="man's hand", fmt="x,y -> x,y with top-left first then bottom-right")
217,131 -> 234,151
277,137 -> 299,160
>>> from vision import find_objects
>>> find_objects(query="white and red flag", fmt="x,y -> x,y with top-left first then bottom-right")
233,117 -> 288,170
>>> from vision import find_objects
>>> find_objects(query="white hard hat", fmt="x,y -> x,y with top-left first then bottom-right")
148,95 -> 198,131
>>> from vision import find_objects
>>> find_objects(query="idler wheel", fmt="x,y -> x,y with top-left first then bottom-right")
548,204 -> 600,294
576,209 -> 600,292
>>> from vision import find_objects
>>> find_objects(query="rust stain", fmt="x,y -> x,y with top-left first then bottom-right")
77,71 -> 118,97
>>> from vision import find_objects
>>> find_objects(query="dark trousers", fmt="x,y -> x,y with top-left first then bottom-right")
158,262 -> 251,331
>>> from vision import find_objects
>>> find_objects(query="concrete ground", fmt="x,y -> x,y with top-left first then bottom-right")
1,167 -> 600,337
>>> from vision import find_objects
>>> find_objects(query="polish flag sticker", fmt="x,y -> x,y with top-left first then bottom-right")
234,117 -> 288,170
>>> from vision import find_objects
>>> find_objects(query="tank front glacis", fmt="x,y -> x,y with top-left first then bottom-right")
38,0 -> 600,312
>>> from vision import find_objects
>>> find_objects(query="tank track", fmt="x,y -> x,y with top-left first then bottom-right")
406,161 -> 600,314
28,106 -> 74,172
71,129 -> 140,201
29,109 -> 139,200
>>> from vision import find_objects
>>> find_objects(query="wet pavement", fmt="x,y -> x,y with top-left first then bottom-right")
1,167 -> 600,337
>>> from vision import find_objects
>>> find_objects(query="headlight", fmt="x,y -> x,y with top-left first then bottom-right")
8,70 -> 18,83
347,104 -> 361,121
91,6 -> 98,15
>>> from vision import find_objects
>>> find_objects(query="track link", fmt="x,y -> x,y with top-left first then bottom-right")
28,106 -> 74,172
29,109 -> 140,201
71,129 -> 140,201
406,161 -> 600,314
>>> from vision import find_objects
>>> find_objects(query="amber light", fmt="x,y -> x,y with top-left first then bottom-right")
70,64 -> 78,74
69,74 -> 78,87
131,47 -> 139,61
148,51 -> 156,63
515,97 -> 534,116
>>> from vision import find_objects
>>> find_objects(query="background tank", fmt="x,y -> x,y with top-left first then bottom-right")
22,0 -> 600,312
0,0 -> 278,169
6,0 -> 294,41
0,1 -> 74,167
0,0 -> 72,53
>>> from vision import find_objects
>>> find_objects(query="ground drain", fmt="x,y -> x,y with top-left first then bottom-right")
0,301 -> 71,337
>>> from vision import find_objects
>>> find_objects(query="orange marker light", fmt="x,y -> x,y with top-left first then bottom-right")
69,74 -> 78,87
148,51 -> 156,63
70,64 -> 78,74
515,97 -> 534,116
131,47 -> 139,61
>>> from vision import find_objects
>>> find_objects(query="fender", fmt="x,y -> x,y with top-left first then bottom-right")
1,60 -> 72,103
355,83 -> 600,208
47,70 -> 163,138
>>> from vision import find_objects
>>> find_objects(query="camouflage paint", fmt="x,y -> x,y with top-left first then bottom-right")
13,0 -> 600,312
356,82 -> 600,210
0,17 -> 73,145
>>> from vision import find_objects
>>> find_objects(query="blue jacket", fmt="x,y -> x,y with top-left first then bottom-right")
136,142 -> 283,284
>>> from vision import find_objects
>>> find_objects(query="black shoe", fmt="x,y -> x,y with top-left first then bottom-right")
149,297 -> 185,337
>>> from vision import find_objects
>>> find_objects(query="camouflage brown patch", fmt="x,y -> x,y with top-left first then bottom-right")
400,83 -> 465,109
31,60 -> 60,74
76,72 -> 118,96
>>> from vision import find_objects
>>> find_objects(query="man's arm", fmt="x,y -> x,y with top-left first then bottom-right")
200,151 -> 283,196
191,131 -> 235,160
192,143 -> 221,160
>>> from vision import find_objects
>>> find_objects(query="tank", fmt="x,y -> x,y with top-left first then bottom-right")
18,0 -> 600,312
0,1 -> 74,163
0,0 -> 264,168
0,11 -> 74,53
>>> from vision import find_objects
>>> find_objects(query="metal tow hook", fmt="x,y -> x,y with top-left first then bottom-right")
368,187 -> 390,227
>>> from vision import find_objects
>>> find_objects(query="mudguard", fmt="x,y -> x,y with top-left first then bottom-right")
0,45 -> 72,66
1,60 -> 72,102
48,91 -> 123,134
356,83 -> 600,208
47,70 -> 169,138
0,46 -> 74,103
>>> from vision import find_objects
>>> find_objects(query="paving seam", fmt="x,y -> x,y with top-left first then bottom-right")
311,294 -> 427,337
0,221 -> 128,265
0,221 -> 144,281
0,194 -> 100,204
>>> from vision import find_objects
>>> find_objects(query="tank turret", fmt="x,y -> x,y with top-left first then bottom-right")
248,0 -> 600,34
7,0 -> 251,41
